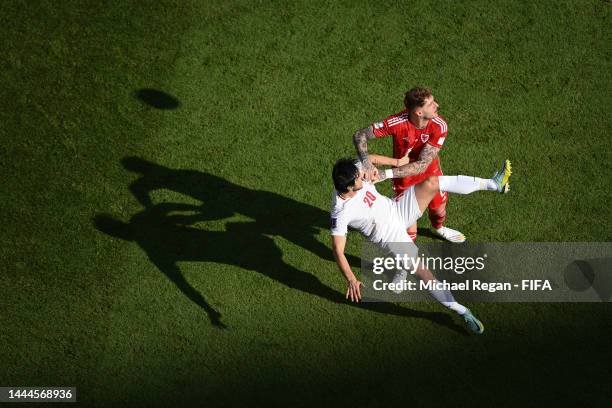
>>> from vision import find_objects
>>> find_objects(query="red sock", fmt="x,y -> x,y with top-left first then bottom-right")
428,206 -> 447,230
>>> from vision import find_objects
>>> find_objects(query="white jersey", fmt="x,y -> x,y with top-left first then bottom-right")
330,181 -> 408,244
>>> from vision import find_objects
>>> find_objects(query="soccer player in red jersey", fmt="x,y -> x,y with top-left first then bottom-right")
353,86 -> 465,243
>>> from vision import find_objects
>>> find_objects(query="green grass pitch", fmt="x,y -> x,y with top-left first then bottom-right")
1,0 -> 611,406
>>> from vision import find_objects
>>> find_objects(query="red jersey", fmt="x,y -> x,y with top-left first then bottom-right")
372,110 -> 448,193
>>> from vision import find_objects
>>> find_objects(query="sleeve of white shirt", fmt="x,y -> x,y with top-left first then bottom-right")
330,213 -> 348,236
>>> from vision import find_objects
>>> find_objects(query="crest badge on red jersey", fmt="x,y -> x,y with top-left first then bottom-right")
421,134 -> 430,143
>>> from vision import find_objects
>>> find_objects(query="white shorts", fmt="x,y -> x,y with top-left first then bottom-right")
377,187 -> 422,263
395,186 -> 422,229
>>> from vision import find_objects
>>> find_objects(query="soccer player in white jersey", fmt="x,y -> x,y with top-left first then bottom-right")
330,158 -> 512,334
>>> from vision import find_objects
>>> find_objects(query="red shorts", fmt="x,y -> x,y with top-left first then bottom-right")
393,167 -> 448,210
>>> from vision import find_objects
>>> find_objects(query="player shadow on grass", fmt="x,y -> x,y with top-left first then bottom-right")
93,157 -> 466,334
416,227 -> 446,241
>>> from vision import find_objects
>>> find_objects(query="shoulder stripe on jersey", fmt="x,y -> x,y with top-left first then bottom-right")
387,113 -> 409,122
433,117 -> 447,133
432,117 -> 447,133
432,116 -> 445,124
387,119 -> 406,126
387,115 -> 408,127
433,116 -> 446,125
432,116 -> 447,130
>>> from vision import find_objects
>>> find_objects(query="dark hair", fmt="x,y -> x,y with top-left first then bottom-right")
332,158 -> 359,193
404,86 -> 432,111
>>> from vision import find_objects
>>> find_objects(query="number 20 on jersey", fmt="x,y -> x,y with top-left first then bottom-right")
363,191 -> 377,208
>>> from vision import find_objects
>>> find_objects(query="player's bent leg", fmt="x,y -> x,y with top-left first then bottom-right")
414,264 -> 484,333
381,239 -> 418,295
413,176 -> 439,214
414,265 -> 463,310
413,264 -> 435,282
438,160 -> 512,195
428,193 -> 447,229
381,239 -> 484,334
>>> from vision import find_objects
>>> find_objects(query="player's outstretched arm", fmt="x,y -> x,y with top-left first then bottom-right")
369,151 -> 410,167
353,126 -> 379,181
332,235 -> 362,302
378,144 -> 439,181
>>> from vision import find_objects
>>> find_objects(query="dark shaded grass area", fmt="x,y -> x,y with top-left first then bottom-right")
1,0 -> 611,406
0,0 -> 204,396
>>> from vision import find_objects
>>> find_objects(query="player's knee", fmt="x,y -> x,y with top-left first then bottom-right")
415,266 -> 434,281
424,176 -> 439,192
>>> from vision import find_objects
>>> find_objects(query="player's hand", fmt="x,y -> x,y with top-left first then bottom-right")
361,160 -> 379,182
397,150 -> 411,167
346,279 -> 363,302
372,167 -> 386,184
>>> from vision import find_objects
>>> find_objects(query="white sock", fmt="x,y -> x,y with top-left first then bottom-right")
426,281 -> 467,315
438,175 -> 497,194
442,301 -> 467,315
